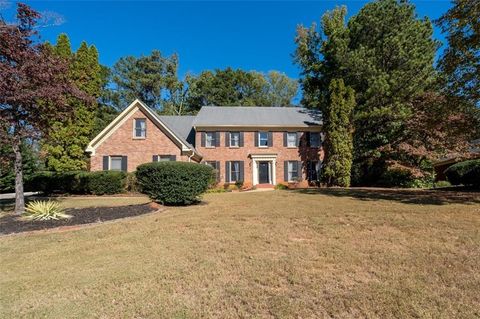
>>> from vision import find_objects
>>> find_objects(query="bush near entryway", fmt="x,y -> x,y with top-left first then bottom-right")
445,159 -> 480,187
26,171 -> 127,195
136,162 -> 214,205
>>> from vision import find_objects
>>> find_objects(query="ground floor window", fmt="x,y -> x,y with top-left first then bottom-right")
230,161 -> 240,182
153,155 -> 176,162
205,161 -> 220,181
110,156 -> 123,171
103,155 -> 127,172
287,161 -> 299,182
307,161 -> 321,182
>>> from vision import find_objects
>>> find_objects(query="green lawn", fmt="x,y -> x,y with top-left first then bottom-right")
0,189 -> 479,318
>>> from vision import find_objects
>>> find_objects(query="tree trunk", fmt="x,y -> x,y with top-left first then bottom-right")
12,139 -> 25,215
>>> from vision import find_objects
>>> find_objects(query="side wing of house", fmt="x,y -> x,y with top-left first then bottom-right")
86,99 -> 201,172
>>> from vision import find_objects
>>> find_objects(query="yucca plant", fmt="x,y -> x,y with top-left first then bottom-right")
23,200 -> 71,221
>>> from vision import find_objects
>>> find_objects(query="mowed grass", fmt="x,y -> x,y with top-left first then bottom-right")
0,189 -> 479,318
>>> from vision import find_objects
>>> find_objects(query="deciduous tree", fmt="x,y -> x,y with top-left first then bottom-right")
0,3 -> 89,213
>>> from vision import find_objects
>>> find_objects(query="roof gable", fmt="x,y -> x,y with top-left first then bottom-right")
85,100 -> 200,158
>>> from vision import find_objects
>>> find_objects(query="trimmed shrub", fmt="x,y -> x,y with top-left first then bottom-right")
377,167 -> 433,188
434,180 -> 451,188
136,162 -> 214,205
445,159 -> 480,187
25,171 -> 127,195
86,171 -> 126,195
274,183 -> 288,190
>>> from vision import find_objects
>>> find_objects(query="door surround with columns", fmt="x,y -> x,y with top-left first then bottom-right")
250,154 -> 277,185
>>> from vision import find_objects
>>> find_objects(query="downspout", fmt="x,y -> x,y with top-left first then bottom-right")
188,151 -> 194,162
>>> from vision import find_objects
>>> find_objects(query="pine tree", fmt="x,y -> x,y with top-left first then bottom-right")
322,79 -> 355,187
42,35 -> 102,171
295,0 -> 439,185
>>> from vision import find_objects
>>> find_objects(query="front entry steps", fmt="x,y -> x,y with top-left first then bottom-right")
256,183 -> 274,189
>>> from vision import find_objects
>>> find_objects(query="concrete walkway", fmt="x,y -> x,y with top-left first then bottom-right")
0,192 -> 40,200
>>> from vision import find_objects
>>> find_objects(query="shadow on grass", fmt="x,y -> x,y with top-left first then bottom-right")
294,187 -> 480,205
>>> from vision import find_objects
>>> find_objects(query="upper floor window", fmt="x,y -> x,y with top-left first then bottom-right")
287,132 -> 297,147
309,132 -> 321,148
258,132 -> 269,147
205,132 -> 215,147
134,118 -> 146,138
230,132 -> 240,147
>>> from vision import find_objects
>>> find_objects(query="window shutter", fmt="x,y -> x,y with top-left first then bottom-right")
121,156 -> 128,172
239,132 -> 244,147
306,132 -> 311,147
153,155 -> 159,162
201,132 -> 205,147
284,161 -> 289,182
296,132 -> 301,147
170,155 -> 176,161
225,161 -> 230,183
103,156 -> 109,171
216,161 -> 220,181
254,131 -> 259,147
268,132 -> 273,147
225,132 -> 230,147
215,132 -> 221,147
283,132 -> 287,147
239,161 -> 244,182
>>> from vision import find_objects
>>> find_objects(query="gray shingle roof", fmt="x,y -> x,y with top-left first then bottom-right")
193,106 -> 322,127
157,115 -> 196,148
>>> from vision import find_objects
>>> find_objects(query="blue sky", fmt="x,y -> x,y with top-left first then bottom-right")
8,1 -> 451,79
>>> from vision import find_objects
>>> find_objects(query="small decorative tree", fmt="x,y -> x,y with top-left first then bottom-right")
0,3 -> 90,214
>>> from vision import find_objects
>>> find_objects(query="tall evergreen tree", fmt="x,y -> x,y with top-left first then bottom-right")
295,0 -> 441,185
42,36 -> 103,171
437,0 -> 480,108
322,79 -> 355,187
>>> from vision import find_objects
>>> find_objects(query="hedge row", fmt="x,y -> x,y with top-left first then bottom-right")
445,159 -> 480,187
136,162 -> 214,205
26,171 -> 128,195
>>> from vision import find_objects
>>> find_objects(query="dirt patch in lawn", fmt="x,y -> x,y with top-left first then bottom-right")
0,203 -> 159,235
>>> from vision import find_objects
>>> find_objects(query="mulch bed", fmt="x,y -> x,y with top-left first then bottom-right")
0,203 -> 159,236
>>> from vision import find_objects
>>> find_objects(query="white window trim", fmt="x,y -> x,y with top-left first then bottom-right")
205,132 -> 215,148
287,132 -> 297,148
230,132 -> 240,148
287,161 -> 299,182
109,156 -> 123,171
258,132 -> 269,148
230,161 -> 240,182
133,118 -> 146,139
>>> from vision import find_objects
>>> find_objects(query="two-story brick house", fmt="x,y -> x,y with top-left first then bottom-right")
86,99 -> 323,187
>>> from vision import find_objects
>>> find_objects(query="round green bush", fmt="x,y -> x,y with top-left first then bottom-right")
136,162 -> 214,205
445,159 -> 480,187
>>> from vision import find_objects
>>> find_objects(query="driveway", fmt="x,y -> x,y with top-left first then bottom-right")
0,192 -> 40,200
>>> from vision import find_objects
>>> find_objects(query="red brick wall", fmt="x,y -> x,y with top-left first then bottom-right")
90,108 -> 189,172
196,130 -> 324,186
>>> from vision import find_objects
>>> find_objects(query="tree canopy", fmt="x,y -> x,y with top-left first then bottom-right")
0,4 -> 90,212
294,0 -> 472,186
